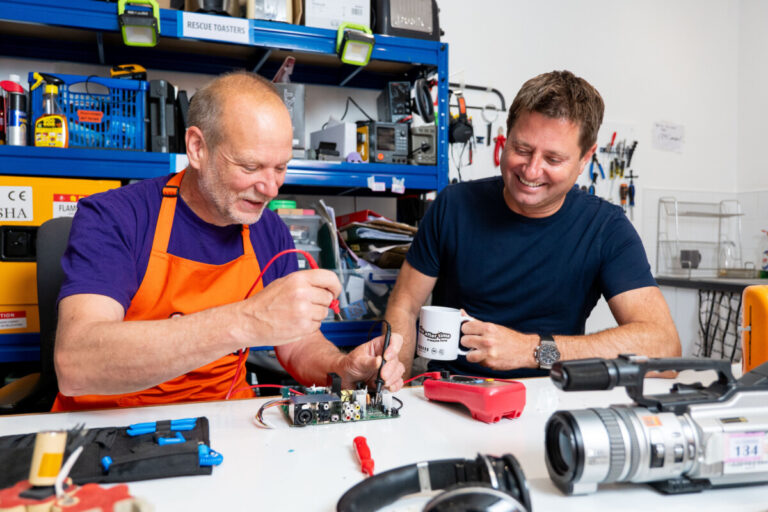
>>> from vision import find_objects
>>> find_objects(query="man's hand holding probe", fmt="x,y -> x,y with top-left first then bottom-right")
244,268 -> 405,392
237,269 -> 343,347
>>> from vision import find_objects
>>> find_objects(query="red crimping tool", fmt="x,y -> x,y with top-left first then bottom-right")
423,374 -> 526,423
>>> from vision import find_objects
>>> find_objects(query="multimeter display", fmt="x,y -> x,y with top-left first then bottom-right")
376,126 -> 395,151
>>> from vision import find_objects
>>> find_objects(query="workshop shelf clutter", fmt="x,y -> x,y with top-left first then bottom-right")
27,72 -> 148,150
0,0 -> 447,359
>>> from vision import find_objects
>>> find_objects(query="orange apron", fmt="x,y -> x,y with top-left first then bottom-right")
52,170 -> 261,411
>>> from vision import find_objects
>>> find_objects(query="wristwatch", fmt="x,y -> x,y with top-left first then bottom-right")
534,334 -> 560,370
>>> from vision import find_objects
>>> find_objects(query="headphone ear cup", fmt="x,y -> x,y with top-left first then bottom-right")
497,454 -> 533,512
423,483 -> 528,512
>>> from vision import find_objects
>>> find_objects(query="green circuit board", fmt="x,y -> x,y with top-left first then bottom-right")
280,385 -> 400,427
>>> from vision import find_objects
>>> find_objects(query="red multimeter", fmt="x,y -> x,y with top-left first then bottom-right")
423,375 -> 526,423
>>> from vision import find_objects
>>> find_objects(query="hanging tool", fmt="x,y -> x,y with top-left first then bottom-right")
626,140 -> 638,167
591,154 -> 604,179
493,126 -> 506,167
588,167 -> 597,195
619,183 -> 628,212
481,104 -> 499,146
626,170 -> 639,221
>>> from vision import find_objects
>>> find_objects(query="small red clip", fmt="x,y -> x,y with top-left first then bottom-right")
353,436 -> 374,476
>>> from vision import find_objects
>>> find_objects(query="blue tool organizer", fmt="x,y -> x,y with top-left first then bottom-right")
28,72 -> 147,150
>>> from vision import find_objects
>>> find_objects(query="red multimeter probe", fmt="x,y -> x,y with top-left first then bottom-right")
423,375 -> 526,423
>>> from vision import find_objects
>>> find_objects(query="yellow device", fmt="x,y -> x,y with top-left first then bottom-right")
741,284 -> 768,374
0,176 -> 120,337
356,124 -> 370,162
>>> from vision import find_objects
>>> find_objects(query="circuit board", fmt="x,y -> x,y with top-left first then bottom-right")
279,383 -> 401,427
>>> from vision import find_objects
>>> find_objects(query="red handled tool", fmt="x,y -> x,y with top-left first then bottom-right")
353,436 -> 374,476
493,127 -> 506,167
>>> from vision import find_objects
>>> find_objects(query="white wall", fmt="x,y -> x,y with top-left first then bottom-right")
738,0 -> 768,192
434,0 -> 766,336
439,0 -> 744,253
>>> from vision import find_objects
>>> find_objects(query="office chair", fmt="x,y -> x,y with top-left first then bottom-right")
0,216 -> 72,414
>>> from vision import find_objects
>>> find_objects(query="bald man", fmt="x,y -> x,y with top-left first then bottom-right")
52,71 -> 404,411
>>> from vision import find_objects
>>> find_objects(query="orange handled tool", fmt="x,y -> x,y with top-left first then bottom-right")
353,436 -> 374,476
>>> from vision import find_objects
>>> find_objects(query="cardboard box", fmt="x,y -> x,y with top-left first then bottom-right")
303,0 -> 370,30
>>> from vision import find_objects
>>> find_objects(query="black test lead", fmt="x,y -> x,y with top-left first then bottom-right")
374,320 -> 392,405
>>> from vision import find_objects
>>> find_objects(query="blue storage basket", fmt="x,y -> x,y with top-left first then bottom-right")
28,72 -> 147,150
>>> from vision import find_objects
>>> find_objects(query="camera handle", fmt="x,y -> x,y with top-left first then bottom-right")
618,355 -> 736,412
551,355 -> 737,413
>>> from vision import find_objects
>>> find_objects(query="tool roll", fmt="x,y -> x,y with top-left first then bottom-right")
0,417 -> 217,490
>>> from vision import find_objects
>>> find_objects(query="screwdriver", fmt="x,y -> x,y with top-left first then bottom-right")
353,436 -> 374,476
619,183 -> 628,212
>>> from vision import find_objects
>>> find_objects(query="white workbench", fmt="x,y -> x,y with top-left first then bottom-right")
0,373 -> 765,511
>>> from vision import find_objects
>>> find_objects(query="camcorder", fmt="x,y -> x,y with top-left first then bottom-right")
544,354 -> 768,495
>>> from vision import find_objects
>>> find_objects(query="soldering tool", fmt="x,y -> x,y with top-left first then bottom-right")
373,320 -> 392,405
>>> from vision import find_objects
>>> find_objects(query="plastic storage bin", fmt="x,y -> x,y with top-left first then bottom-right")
334,267 -> 399,321
28,72 -> 148,150
295,244 -> 321,270
279,214 -> 322,246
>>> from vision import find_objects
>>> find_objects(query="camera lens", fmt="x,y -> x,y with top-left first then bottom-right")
546,408 -> 632,495
557,425 -> 576,471
545,412 -> 584,484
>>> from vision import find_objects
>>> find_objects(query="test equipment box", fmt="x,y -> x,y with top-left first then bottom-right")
356,121 -> 408,164
0,176 -> 120,346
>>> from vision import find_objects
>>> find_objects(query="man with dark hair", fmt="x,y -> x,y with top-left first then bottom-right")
52,71 -> 404,411
386,70 -> 680,379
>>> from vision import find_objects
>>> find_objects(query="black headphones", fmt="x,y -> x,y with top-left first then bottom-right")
413,78 -> 435,124
337,453 -> 531,512
448,92 -> 473,144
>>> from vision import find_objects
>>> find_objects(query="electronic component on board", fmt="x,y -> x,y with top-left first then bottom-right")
258,373 -> 402,428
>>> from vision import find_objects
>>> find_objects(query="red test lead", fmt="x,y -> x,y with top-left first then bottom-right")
353,436 -> 374,476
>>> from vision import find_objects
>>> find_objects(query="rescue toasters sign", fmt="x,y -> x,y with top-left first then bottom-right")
182,12 -> 251,45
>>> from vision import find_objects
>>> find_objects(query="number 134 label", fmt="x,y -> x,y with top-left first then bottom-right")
724,432 -> 768,474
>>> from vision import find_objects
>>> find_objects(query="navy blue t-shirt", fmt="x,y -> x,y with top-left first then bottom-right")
407,176 -> 656,378
60,174 -> 298,311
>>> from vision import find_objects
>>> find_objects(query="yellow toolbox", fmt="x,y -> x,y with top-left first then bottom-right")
0,176 -> 120,348
741,284 -> 768,374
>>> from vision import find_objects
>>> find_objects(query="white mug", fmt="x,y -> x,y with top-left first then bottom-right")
416,306 -> 473,361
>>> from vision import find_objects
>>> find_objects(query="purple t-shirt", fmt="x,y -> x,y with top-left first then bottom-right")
59,174 -> 298,311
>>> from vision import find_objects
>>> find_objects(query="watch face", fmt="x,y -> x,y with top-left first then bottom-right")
538,344 -> 560,365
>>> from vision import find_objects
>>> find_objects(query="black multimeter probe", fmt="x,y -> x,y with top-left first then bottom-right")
374,320 -> 392,404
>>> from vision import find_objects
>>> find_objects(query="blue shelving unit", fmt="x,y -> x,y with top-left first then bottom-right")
0,0 -> 450,360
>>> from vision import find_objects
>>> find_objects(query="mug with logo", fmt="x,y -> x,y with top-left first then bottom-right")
417,306 -> 473,361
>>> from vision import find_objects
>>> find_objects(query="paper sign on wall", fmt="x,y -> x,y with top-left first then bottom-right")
652,121 -> 685,153
0,186 -> 33,221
